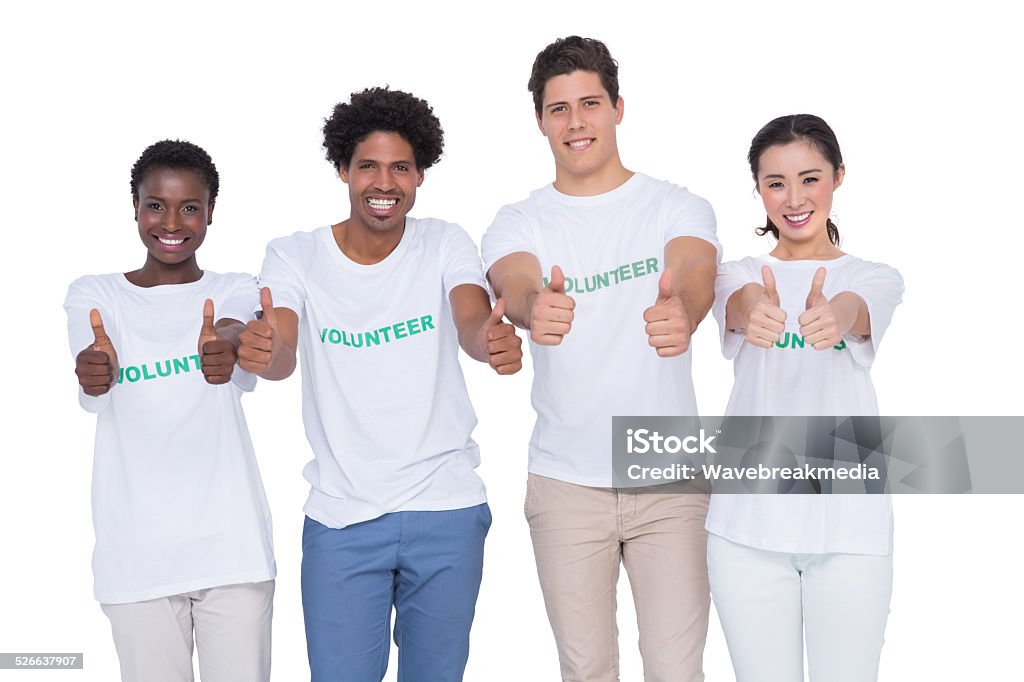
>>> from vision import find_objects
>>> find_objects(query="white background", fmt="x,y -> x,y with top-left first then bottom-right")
2,1 -> 1022,680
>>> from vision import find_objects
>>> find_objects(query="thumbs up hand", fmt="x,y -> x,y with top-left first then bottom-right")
745,265 -> 787,349
804,267 -> 829,311
238,287 -> 282,373
480,298 -> 523,375
643,268 -> 691,357
198,299 -> 237,385
798,267 -> 841,350
529,265 -> 575,346
75,309 -> 119,396
762,265 -> 782,308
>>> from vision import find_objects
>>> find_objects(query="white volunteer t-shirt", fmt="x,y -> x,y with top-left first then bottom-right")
258,218 -> 487,529
481,173 -> 720,487
707,254 -> 904,555
64,272 -> 276,604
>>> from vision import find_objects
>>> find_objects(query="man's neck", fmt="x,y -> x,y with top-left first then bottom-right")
553,159 -> 634,197
331,218 -> 406,265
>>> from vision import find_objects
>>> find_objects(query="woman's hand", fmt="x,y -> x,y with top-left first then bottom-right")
744,266 -> 787,349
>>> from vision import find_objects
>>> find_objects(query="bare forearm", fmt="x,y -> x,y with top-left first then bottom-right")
450,284 -> 495,363
458,314 -> 492,362
215,320 -> 245,350
830,292 -> 870,337
492,273 -> 539,330
449,283 -> 523,372
253,345 -> 293,381
487,253 -> 546,331
675,262 -> 716,332
726,283 -> 766,331
664,237 -> 717,332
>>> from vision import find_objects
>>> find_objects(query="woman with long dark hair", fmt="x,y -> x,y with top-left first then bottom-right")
707,114 -> 904,681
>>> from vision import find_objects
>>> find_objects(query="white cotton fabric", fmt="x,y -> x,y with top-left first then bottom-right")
258,218 -> 487,529
707,254 -> 905,555
707,534 -> 892,681
64,272 -> 276,604
482,173 -> 720,487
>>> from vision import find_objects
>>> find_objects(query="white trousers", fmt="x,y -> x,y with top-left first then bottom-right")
708,534 -> 891,682
101,580 -> 274,682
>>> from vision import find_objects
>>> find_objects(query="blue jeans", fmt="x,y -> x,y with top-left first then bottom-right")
301,503 -> 491,682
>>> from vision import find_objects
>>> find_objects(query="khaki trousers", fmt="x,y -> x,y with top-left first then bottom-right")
526,474 -> 710,682
101,580 -> 274,682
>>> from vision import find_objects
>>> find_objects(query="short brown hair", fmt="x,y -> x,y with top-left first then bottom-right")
528,36 -> 619,115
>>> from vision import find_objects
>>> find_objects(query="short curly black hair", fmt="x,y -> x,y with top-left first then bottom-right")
130,139 -> 219,203
323,87 -> 444,171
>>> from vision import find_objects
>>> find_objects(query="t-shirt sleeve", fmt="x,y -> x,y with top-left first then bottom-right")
219,273 -> 260,324
844,261 -> 905,367
662,188 -> 722,263
442,224 -> 487,297
63,276 -> 114,413
219,274 -> 260,393
712,260 -> 758,360
481,205 -> 538,275
257,237 -> 306,316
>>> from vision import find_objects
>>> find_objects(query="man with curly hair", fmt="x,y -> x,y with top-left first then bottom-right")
236,87 -> 522,682
482,37 -> 720,681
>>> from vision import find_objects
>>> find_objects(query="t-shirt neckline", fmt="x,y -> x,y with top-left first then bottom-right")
321,218 -> 415,272
544,172 -> 645,207
764,253 -> 852,266
117,270 -> 210,293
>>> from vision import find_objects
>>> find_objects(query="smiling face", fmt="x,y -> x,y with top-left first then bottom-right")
133,167 -> 212,268
536,70 -> 625,192
340,130 -> 423,235
756,140 -> 845,249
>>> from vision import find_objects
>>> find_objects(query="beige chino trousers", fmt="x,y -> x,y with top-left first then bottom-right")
526,473 -> 710,682
101,580 -> 274,682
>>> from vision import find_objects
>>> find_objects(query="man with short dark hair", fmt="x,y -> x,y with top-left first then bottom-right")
237,87 -> 522,682
483,37 -> 720,681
